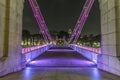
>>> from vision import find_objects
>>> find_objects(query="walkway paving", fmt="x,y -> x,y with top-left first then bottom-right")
27,47 -> 96,67
0,47 -> 120,80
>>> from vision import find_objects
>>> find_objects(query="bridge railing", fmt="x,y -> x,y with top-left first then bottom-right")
76,45 -> 101,54
70,44 -> 101,54
22,44 -> 49,54
22,44 -> 53,63
69,44 -> 101,63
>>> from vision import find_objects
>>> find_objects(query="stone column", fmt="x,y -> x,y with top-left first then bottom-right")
0,0 -> 25,76
0,0 -> 6,58
98,0 -> 120,76
115,0 -> 120,58
7,0 -> 25,73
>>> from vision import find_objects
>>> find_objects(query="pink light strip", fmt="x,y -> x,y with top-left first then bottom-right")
69,0 -> 94,43
74,14 -> 87,42
22,44 -> 47,54
29,0 -> 48,42
74,0 -> 95,43
74,0 -> 94,43
78,46 -> 101,54
69,8 -> 86,43
69,0 -> 89,43
29,0 -> 52,43
74,45 -> 101,54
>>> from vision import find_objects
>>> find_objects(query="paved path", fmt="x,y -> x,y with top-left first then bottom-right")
0,47 -> 120,80
27,47 -> 96,67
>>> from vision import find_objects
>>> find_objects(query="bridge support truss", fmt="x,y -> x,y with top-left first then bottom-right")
69,0 -> 94,44
29,0 -> 52,43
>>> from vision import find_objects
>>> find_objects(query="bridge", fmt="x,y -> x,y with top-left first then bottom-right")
0,0 -> 120,79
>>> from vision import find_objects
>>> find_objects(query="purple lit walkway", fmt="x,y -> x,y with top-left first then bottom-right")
28,47 -> 96,67
0,47 -> 120,80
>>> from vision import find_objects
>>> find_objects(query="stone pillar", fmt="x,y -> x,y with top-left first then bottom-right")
0,0 -> 25,76
0,0 -> 5,58
98,0 -> 120,76
115,0 -> 120,58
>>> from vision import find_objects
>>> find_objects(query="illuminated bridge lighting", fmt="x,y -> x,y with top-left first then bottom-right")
71,44 -> 101,54
29,0 -> 52,43
77,45 -> 101,54
22,44 -> 48,54
69,0 -> 95,43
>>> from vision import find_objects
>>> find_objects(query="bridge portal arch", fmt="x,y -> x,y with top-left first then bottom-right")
0,0 -> 120,76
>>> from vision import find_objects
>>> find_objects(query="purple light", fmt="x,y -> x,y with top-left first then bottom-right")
26,59 -> 31,63
48,49 -> 75,52
72,44 -> 101,54
29,58 -> 96,67
22,44 -> 47,54
91,68 -> 101,80
69,44 -> 99,64
23,67 -> 32,80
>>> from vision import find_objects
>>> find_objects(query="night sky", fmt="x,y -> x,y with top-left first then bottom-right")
23,0 -> 100,36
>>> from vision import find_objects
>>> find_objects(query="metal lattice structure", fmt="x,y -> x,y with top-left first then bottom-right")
29,0 -> 52,43
29,0 -> 94,44
69,0 -> 94,44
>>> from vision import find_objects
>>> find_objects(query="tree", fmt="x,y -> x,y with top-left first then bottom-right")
82,35 -> 88,45
88,34 -> 94,46
22,30 -> 31,47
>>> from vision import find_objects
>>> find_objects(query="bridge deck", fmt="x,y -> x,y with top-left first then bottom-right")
0,47 -> 120,80
27,47 -> 96,67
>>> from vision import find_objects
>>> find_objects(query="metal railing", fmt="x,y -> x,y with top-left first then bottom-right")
73,44 -> 101,54
22,44 -> 47,54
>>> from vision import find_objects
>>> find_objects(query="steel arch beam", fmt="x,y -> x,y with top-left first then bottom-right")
29,0 -> 52,43
69,0 -> 94,44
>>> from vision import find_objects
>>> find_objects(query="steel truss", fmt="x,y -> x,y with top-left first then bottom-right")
69,0 -> 94,44
29,0 -> 52,43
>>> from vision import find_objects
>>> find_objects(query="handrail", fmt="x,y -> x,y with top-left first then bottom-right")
22,44 -> 47,54
29,0 -> 52,43
72,44 -> 101,54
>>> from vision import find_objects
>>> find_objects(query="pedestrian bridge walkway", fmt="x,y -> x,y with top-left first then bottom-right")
0,47 -> 120,80
27,47 -> 96,67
